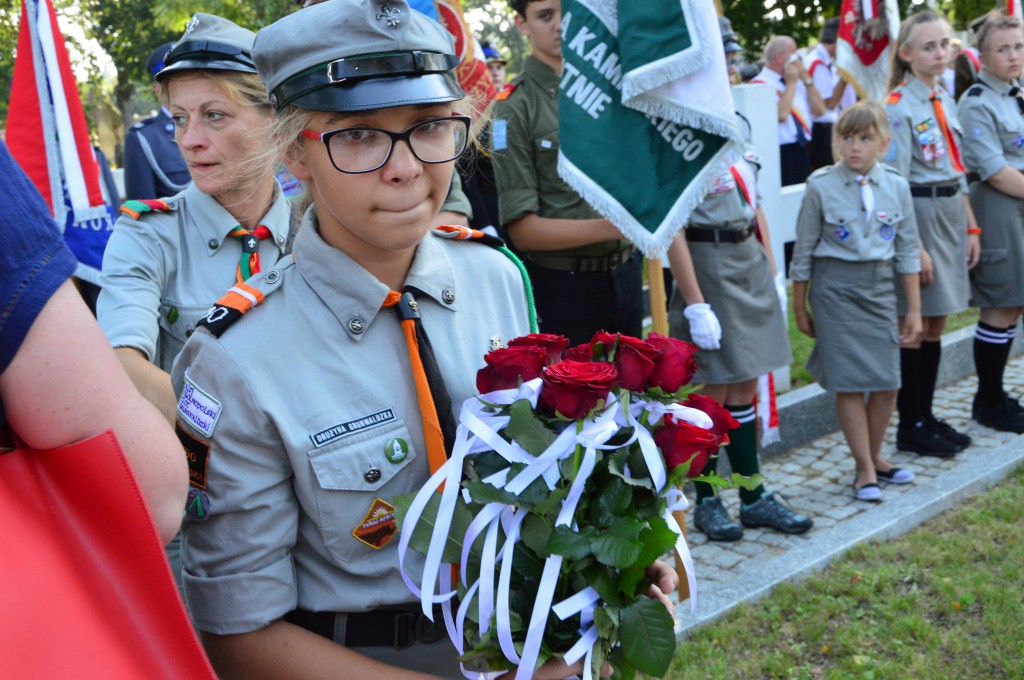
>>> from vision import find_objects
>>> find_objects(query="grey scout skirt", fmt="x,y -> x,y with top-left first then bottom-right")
807,258 -> 900,393
897,193 -> 968,317
968,181 -> 1024,308
669,235 -> 791,385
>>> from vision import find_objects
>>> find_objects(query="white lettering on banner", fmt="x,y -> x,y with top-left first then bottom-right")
647,115 -> 706,160
560,63 -> 614,120
177,371 -> 222,437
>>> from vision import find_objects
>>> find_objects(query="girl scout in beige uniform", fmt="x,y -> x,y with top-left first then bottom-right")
793,101 -> 922,502
171,2 -> 678,678
668,114 -> 811,542
884,10 -> 981,457
958,11 -> 1024,434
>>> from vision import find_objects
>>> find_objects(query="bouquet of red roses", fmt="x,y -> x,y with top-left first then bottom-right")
395,332 -> 741,679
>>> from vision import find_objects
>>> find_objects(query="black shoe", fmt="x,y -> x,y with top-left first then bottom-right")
925,415 -> 971,450
739,492 -> 813,534
896,423 -> 959,458
973,396 -> 1024,434
693,496 -> 743,542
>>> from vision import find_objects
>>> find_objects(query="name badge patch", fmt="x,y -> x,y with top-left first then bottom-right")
176,420 -> 211,489
310,408 -> 396,448
177,371 -> 222,437
352,498 -> 397,550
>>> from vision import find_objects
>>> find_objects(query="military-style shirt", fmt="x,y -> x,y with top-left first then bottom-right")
171,213 -> 530,634
123,108 -> 191,200
958,70 -> 1024,181
492,55 -> 627,258
885,74 -> 968,191
98,182 -> 293,371
688,115 -> 760,230
791,161 -> 921,280
751,66 -> 812,145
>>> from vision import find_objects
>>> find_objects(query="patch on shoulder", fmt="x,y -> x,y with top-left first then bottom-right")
492,118 -> 508,150
176,420 -> 211,490
495,82 -> 517,101
352,498 -> 397,550
177,370 -> 222,438
119,198 -> 172,220
967,86 -> 984,97
886,91 -> 903,104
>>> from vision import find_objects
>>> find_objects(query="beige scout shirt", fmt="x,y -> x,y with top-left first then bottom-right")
958,70 -> 1024,181
98,182 -> 293,371
171,211 -> 530,635
885,74 -> 969,191
791,162 -> 921,281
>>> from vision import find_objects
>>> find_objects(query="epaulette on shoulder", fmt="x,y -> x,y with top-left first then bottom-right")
432,224 -> 506,249
808,165 -> 834,181
495,82 -> 517,101
196,259 -> 292,338
882,163 -> 903,175
886,91 -> 903,104
967,85 -> 984,97
119,198 -> 173,220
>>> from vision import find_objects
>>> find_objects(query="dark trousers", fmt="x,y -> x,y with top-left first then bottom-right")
809,122 -> 834,171
780,141 -> 811,186
526,251 -> 644,345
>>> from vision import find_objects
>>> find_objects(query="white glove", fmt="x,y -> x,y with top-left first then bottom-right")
684,303 -> 722,350
774,272 -> 788,316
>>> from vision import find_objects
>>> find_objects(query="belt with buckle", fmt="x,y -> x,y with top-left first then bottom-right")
527,245 -> 636,273
685,223 -> 755,244
284,605 -> 447,649
909,182 -> 960,198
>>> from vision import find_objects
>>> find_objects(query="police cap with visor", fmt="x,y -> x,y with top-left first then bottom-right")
253,0 -> 464,112
156,13 -> 258,81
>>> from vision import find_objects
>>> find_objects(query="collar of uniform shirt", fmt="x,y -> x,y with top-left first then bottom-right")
978,68 -> 1016,96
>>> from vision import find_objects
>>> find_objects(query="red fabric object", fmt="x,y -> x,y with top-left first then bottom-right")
434,0 -> 497,115
0,430 -> 215,679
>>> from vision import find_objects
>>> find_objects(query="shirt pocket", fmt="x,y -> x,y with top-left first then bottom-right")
305,419 -> 420,564
873,209 -> 903,243
823,207 -> 861,245
157,302 -> 210,371
997,119 -> 1023,153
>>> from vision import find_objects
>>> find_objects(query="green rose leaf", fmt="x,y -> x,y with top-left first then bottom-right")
591,517 -> 643,568
583,564 -> 623,606
617,565 -> 648,600
546,525 -> 596,560
463,479 -> 518,506
608,450 -> 654,489
392,491 -> 472,563
521,514 -> 553,557
506,398 -> 558,456
589,476 -> 634,528
593,605 -> 617,639
618,598 -> 676,677
608,646 -> 637,680
635,515 -> 679,567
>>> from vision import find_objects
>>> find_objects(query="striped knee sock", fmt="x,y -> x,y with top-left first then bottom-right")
722,404 -> 764,505
974,322 -> 1013,404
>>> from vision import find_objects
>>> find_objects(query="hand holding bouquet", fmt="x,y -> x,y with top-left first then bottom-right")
396,332 -> 743,679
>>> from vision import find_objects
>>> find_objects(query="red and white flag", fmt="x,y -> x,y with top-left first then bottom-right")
1009,0 -> 1023,18
432,0 -> 496,117
7,0 -> 114,285
836,0 -> 901,101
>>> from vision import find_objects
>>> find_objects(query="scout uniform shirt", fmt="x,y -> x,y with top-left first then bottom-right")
688,116 -> 759,230
98,182 -> 293,372
791,161 -> 921,281
123,108 -> 191,201
958,69 -> 1024,181
884,73 -> 968,191
170,212 -> 530,634
491,54 -> 630,262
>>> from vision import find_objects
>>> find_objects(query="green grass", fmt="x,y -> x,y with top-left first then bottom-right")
786,286 -> 980,390
652,466 -> 1024,679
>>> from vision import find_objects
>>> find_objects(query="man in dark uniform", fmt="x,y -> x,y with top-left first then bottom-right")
492,0 -> 643,345
122,42 -> 191,201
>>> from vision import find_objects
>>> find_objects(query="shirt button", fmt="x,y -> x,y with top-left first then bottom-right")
277,235 -> 286,246
264,270 -> 280,284
364,467 -> 381,483
442,288 -> 455,304
349,317 -> 365,334
208,239 -> 218,249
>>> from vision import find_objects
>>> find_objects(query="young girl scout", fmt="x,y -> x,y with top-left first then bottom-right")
792,101 -> 922,502
958,11 -> 1024,434
668,112 -> 811,541
170,2 -> 675,678
884,10 -> 981,458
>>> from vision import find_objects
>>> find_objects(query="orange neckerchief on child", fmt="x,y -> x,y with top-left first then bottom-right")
929,90 -> 966,173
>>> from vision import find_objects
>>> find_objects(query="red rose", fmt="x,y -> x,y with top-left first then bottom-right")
646,333 -> 699,393
654,414 -> 722,478
684,394 -> 740,441
508,333 -> 570,365
591,331 -> 659,392
564,343 -> 594,362
540,360 -> 617,419
476,345 -> 548,393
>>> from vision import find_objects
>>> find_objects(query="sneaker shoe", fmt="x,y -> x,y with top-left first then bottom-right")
693,496 -> 743,542
854,483 -> 883,502
896,422 -> 959,458
739,492 -> 813,534
973,396 -> 1024,434
876,467 -> 915,484
925,415 -> 971,451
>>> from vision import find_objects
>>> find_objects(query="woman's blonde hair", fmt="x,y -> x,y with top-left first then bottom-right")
832,100 -> 890,161
888,10 -> 949,93
976,10 -> 1023,55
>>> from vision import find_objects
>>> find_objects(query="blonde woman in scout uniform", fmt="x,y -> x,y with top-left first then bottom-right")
884,10 -> 982,458
793,101 -> 922,502
667,113 -> 811,540
958,11 -> 1024,434
170,2 -> 677,678
98,14 -> 292,428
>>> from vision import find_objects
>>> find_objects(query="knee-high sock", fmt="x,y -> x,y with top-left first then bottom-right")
919,340 -> 942,419
974,322 -> 1013,404
722,404 -> 764,505
898,347 -> 923,428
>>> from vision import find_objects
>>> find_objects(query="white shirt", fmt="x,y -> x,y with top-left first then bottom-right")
804,43 -> 857,124
752,65 -> 811,145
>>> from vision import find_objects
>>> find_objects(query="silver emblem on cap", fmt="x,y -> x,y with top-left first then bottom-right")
184,14 -> 199,35
376,3 -> 402,28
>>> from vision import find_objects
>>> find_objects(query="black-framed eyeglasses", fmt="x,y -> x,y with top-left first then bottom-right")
300,115 -> 471,174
